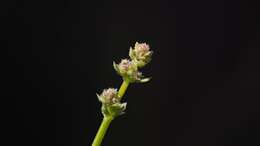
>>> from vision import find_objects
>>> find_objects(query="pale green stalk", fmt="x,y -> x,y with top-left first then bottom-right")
91,116 -> 113,146
118,80 -> 130,99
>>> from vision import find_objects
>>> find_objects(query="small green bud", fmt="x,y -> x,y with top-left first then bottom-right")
107,102 -> 127,117
101,103 -> 127,117
129,42 -> 153,68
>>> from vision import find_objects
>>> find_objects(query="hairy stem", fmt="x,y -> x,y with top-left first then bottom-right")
91,116 -> 113,146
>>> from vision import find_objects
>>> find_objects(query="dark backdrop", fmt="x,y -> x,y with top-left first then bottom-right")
2,0 -> 260,146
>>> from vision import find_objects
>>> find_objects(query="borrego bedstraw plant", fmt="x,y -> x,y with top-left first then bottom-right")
91,42 -> 153,146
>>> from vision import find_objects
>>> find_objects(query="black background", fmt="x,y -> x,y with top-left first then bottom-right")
2,0 -> 260,146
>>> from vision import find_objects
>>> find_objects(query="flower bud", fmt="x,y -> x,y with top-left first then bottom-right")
113,59 -> 151,83
129,42 -> 153,68
113,59 -> 138,82
97,88 -> 119,104
107,102 -> 127,117
97,88 -> 127,117
118,59 -> 135,74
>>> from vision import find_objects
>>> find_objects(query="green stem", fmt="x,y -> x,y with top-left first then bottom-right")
92,116 -> 113,146
118,80 -> 130,99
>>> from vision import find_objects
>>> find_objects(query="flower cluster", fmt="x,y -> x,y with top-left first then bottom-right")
97,88 -> 118,104
97,88 -> 127,117
129,42 -> 153,68
97,42 -> 153,118
113,42 -> 153,83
